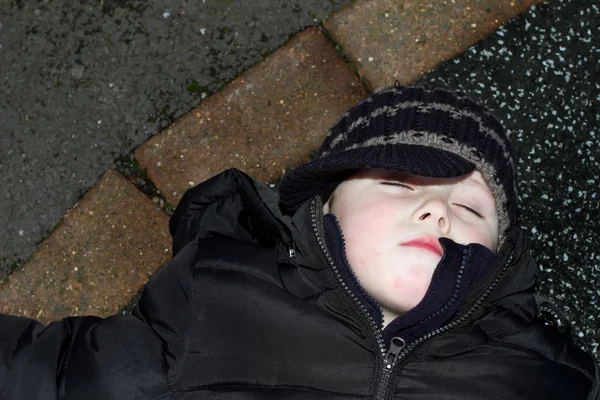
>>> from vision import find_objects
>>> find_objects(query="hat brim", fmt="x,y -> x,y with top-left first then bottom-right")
279,144 -> 475,213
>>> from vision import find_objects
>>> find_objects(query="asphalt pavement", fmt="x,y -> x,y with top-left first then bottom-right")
0,0 -> 351,277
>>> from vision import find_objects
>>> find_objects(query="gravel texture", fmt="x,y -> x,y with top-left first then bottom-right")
419,0 -> 599,360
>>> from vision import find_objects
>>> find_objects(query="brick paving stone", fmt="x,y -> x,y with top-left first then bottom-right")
324,0 -> 546,89
135,27 -> 366,207
0,170 -> 171,324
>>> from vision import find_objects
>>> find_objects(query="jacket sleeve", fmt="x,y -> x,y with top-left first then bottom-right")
589,362 -> 600,400
0,239 -> 198,400
0,313 -> 168,400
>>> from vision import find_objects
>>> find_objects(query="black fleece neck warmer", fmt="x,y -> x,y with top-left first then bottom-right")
322,213 -> 499,346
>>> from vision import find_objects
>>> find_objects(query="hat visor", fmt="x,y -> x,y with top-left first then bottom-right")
279,144 -> 475,213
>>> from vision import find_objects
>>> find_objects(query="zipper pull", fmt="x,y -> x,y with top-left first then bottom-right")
383,337 -> 406,370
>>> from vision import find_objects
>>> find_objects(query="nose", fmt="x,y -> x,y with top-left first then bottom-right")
414,197 -> 451,234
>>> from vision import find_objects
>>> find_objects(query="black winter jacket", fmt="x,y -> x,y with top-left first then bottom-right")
1,168 -> 598,400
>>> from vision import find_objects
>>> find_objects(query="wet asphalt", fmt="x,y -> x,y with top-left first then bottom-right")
1,0 -> 598,361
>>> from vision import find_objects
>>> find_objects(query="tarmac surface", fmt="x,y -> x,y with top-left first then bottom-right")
1,0 -> 598,361
420,0 -> 599,356
0,0 -> 351,277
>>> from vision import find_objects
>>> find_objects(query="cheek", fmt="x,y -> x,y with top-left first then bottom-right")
392,266 -> 432,290
340,206 -> 393,268
344,226 -> 383,269
388,264 -> 435,309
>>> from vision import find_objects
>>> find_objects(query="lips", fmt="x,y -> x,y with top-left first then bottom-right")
402,236 -> 444,257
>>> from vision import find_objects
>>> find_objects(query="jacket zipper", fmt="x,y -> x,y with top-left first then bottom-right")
377,337 -> 406,399
310,199 -> 515,400
311,200 -> 400,400
310,200 -> 387,351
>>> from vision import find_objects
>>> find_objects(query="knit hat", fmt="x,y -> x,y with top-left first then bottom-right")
279,86 -> 518,248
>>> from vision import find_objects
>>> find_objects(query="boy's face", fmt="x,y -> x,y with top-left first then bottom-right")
323,169 -> 499,316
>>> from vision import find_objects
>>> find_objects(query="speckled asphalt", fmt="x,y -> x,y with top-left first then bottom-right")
419,0 -> 599,358
1,0 -> 598,361
0,0 -> 351,277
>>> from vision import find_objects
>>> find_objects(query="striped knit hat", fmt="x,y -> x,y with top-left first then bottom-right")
279,86 -> 518,247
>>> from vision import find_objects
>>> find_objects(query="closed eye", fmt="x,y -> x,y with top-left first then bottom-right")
380,181 -> 414,190
454,203 -> 483,218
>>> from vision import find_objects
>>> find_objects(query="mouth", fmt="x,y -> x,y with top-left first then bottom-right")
402,236 -> 444,257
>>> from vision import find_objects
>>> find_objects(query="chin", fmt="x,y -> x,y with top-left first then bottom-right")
400,301 -> 421,314
386,296 -> 423,316
399,287 -> 430,313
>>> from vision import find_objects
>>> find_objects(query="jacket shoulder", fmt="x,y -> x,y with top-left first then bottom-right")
169,168 -> 292,256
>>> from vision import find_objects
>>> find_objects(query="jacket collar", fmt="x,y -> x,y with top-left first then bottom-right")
457,226 -> 536,317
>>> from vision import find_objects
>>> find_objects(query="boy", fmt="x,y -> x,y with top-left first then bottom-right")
1,86 -> 598,399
